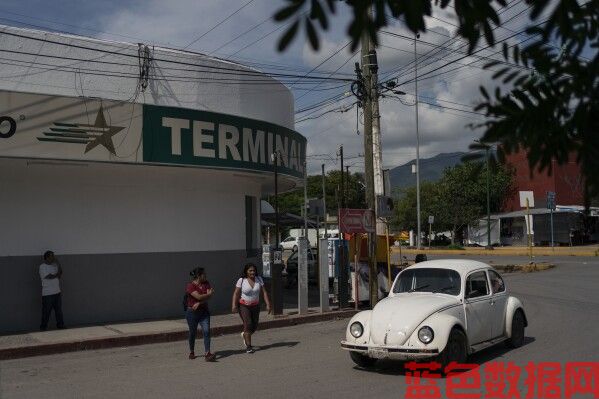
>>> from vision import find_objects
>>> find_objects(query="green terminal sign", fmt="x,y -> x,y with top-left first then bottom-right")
142,104 -> 306,178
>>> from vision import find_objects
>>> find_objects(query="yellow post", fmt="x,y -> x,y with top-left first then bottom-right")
354,234 -> 359,310
526,198 -> 532,260
386,224 -> 392,292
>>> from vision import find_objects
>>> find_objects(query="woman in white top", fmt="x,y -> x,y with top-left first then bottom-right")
231,263 -> 271,353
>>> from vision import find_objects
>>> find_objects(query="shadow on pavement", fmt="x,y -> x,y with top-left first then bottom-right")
215,341 -> 300,360
347,336 -> 536,377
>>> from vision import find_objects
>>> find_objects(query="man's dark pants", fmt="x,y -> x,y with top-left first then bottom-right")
40,293 -> 64,330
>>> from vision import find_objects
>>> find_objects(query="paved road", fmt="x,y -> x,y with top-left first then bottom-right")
1,257 -> 597,398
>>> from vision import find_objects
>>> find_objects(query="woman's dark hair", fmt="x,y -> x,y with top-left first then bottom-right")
43,251 -> 54,261
190,267 -> 205,279
241,263 -> 257,278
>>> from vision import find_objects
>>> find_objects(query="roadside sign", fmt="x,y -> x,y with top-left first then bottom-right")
262,244 -> 271,278
428,215 -> 434,224
519,191 -> 535,208
273,250 -> 282,265
376,195 -> 394,218
308,198 -> 325,217
547,191 -> 556,210
339,208 -> 375,233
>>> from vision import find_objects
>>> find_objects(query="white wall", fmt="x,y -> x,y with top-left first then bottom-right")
0,158 -> 263,256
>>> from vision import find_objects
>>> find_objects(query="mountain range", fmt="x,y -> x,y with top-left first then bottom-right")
388,152 -> 467,194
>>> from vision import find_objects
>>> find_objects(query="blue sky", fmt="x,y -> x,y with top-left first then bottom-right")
0,0 -> 556,174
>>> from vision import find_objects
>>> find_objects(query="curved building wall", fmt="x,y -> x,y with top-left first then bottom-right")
0,25 -> 304,332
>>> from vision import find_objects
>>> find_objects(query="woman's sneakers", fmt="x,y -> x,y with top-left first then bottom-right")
241,331 -> 254,353
204,352 -> 216,362
189,352 -> 197,360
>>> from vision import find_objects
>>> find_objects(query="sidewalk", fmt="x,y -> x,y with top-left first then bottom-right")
0,307 -> 357,361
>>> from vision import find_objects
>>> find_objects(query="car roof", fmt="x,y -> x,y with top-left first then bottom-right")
406,259 -> 490,275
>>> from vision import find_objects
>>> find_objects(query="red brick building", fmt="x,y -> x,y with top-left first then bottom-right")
502,150 -> 584,212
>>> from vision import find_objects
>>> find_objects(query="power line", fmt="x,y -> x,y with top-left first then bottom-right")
394,18 -> 549,88
0,30 -> 352,82
295,48 -> 358,102
227,12 -> 306,57
209,14 -> 272,55
289,41 -> 352,89
183,0 -> 255,49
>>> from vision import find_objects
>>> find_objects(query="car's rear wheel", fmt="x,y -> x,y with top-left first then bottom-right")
349,352 -> 377,368
507,310 -> 525,348
436,328 -> 467,369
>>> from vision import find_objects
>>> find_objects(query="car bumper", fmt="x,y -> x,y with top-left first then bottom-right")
341,341 -> 439,360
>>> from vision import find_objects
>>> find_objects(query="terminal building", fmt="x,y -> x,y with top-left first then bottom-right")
0,25 -> 306,333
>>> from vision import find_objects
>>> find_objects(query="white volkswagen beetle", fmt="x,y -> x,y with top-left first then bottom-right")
341,259 -> 527,368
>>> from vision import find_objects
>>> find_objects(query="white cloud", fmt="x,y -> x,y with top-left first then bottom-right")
90,0 -> 525,174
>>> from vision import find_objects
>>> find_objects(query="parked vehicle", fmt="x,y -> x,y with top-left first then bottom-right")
280,236 -> 302,251
284,248 -> 317,287
341,259 -> 527,369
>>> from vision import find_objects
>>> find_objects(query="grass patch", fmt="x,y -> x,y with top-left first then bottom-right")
446,244 -> 465,250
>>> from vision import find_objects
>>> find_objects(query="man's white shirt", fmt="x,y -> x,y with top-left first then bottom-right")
39,263 -> 61,296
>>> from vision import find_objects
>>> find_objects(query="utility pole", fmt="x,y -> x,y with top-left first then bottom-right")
304,161 -> 308,238
337,145 -> 348,308
346,165 -> 350,204
414,34 -> 422,250
370,49 -> 385,237
339,145 -> 344,208
272,151 -> 283,315
360,4 -> 378,308
486,146 -> 492,249
322,164 -> 327,239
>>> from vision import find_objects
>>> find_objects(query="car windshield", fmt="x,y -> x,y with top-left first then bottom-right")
393,268 -> 461,296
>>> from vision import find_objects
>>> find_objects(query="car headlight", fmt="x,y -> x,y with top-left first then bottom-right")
418,326 -> 434,344
350,322 -> 363,338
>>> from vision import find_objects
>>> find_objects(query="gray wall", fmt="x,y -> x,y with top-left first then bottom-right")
0,250 -> 260,334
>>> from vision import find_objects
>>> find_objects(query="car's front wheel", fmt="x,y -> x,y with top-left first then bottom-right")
349,352 -> 377,368
436,328 -> 467,369
507,310 -> 525,348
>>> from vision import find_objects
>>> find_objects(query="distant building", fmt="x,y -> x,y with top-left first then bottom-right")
503,150 -> 584,211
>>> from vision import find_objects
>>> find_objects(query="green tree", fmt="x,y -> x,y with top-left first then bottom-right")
392,181 -> 440,232
274,0 -> 598,200
269,170 -> 366,216
392,161 -> 514,243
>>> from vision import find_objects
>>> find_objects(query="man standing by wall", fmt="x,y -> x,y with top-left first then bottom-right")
39,251 -> 65,331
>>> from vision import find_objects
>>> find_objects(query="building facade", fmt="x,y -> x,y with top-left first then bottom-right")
503,150 -> 584,211
0,26 -> 305,332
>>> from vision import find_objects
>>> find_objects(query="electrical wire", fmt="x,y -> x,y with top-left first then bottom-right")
0,29 -> 352,82
183,0 -> 255,49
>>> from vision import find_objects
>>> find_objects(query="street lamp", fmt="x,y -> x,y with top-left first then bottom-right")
414,33 -> 421,249
271,151 -> 280,249
270,150 -> 283,315
485,145 -> 492,250
474,140 -> 493,249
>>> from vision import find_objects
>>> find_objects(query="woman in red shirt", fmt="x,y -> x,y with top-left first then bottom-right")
185,267 -> 216,361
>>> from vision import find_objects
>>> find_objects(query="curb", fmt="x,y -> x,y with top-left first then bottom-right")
0,309 -> 358,361
394,248 -> 598,257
